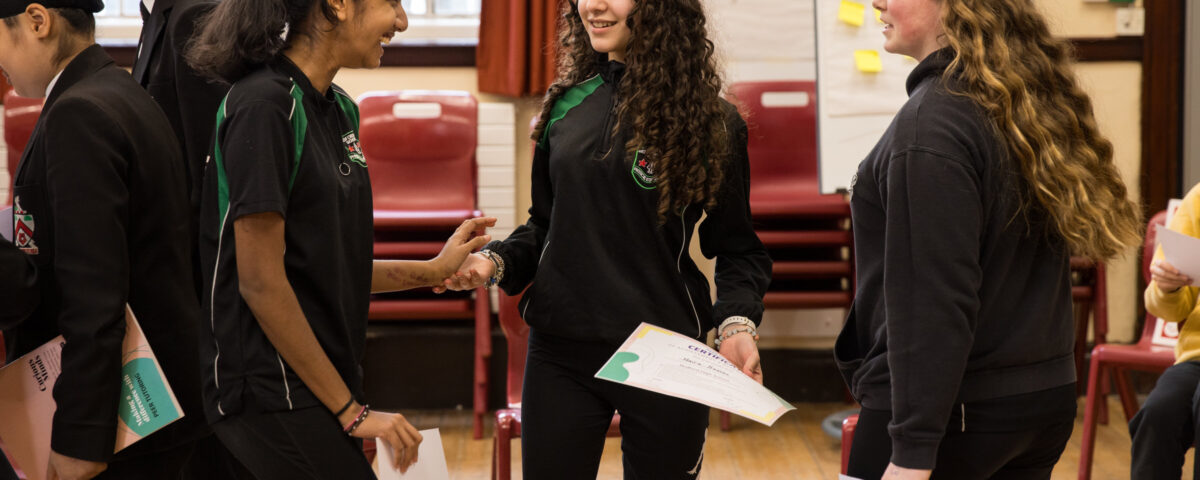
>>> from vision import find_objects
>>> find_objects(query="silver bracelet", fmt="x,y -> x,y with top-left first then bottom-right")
479,249 -> 505,286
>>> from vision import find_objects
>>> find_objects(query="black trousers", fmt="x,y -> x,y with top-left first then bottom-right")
180,432 -> 246,480
211,396 -> 374,480
1129,360 -> 1200,479
847,384 -> 1076,480
93,440 -> 195,480
522,330 -> 710,480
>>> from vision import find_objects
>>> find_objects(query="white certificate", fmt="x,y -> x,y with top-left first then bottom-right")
377,429 -> 449,480
1156,224 -> 1200,286
595,323 -> 795,426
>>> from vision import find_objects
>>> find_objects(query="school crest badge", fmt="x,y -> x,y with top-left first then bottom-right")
342,131 -> 367,167
631,150 -> 656,190
13,196 -> 37,255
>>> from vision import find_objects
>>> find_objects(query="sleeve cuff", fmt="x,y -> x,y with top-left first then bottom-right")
1145,282 -> 1190,321
889,436 -> 941,470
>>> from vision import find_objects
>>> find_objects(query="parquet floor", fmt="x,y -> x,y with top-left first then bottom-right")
399,396 -> 1189,479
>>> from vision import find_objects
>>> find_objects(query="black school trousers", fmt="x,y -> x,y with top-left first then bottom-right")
211,394 -> 375,480
522,330 -> 710,480
1129,360 -> 1200,479
846,383 -> 1076,480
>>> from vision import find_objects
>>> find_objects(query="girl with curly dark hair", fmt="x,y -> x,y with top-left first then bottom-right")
441,0 -> 771,477
836,0 -> 1141,478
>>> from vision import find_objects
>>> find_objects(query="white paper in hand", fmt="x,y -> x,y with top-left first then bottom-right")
1155,224 -> 1200,286
377,429 -> 449,480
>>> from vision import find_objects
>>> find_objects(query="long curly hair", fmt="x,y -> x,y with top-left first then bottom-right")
938,0 -> 1142,259
532,0 -> 729,220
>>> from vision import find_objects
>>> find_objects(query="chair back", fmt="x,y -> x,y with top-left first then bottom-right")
498,290 -> 529,408
726,81 -> 819,197
3,90 -> 42,203
1138,210 -> 1169,344
357,91 -> 478,213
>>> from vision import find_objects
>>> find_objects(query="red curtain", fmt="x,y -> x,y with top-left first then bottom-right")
477,0 -> 559,97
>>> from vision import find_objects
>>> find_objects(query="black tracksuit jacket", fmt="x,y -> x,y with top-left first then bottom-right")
834,48 -> 1076,469
487,60 -> 772,345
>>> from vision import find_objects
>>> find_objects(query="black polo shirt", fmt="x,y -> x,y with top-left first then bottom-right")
198,57 -> 373,420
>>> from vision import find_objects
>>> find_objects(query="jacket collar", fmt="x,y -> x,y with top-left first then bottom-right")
45,44 -> 115,109
595,53 -> 626,84
905,47 -> 955,96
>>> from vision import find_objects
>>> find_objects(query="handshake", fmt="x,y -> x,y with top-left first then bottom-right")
427,217 -> 502,294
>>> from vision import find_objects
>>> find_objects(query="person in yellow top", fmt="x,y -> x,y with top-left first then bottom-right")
1130,184 -> 1200,479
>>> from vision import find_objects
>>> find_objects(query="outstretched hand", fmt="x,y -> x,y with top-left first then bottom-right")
433,252 -> 496,293
430,217 -> 495,281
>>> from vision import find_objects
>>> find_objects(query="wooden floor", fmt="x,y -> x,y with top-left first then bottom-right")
401,396 -> 1191,480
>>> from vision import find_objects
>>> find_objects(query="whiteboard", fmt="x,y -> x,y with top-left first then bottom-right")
814,0 -> 917,193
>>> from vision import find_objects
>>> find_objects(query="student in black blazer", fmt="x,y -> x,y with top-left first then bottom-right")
132,2 -> 235,478
0,1 -> 206,479
131,0 -> 226,210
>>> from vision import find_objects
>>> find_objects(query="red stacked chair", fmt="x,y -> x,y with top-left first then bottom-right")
492,290 -> 620,480
841,414 -> 858,475
724,81 -> 854,429
3,90 -> 43,204
1078,210 -> 1175,480
357,91 -> 491,439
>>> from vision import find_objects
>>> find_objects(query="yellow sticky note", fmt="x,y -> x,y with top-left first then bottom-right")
839,0 -> 865,27
875,8 -> 883,23
855,50 -> 883,73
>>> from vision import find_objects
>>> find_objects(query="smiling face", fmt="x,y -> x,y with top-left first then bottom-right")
576,0 -> 634,63
335,0 -> 407,69
872,0 -> 945,61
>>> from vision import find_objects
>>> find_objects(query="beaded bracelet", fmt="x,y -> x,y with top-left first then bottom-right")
717,316 -> 755,334
344,404 -> 370,435
713,326 -> 759,350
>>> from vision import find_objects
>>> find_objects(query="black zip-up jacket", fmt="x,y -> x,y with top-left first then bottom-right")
834,48 -> 1075,469
487,60 -> 772,344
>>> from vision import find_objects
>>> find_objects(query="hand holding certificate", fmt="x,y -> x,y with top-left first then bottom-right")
1156,224 -> 1200,286
595,323 -> 794,426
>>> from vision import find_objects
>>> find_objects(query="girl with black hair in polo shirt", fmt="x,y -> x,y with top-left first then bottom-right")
186,0 -> 494,478
440,0 -> 772,478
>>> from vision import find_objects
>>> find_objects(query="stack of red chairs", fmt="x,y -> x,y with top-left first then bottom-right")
724,81 -> 854,429
356,91 -> 491,439
1078,210 -> 1175,480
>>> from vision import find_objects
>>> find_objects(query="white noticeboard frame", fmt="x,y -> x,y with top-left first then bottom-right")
814,0 -> 918,194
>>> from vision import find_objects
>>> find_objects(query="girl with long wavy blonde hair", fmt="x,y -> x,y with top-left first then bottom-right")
835,1 -> 1140,478
439,0 -> 772,478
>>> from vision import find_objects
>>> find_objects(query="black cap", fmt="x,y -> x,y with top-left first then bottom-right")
0,0 -> 104,18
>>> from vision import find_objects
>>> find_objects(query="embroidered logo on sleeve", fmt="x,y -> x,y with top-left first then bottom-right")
631,150 -> 656,190
342,132 -> 367,167
13,196 -> 38,255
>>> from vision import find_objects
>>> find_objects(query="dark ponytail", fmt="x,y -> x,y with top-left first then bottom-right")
186,0 -> 343,83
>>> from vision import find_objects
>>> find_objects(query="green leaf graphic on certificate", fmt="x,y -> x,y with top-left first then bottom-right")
118,358 -> 179,436
597,352 -> 640,382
